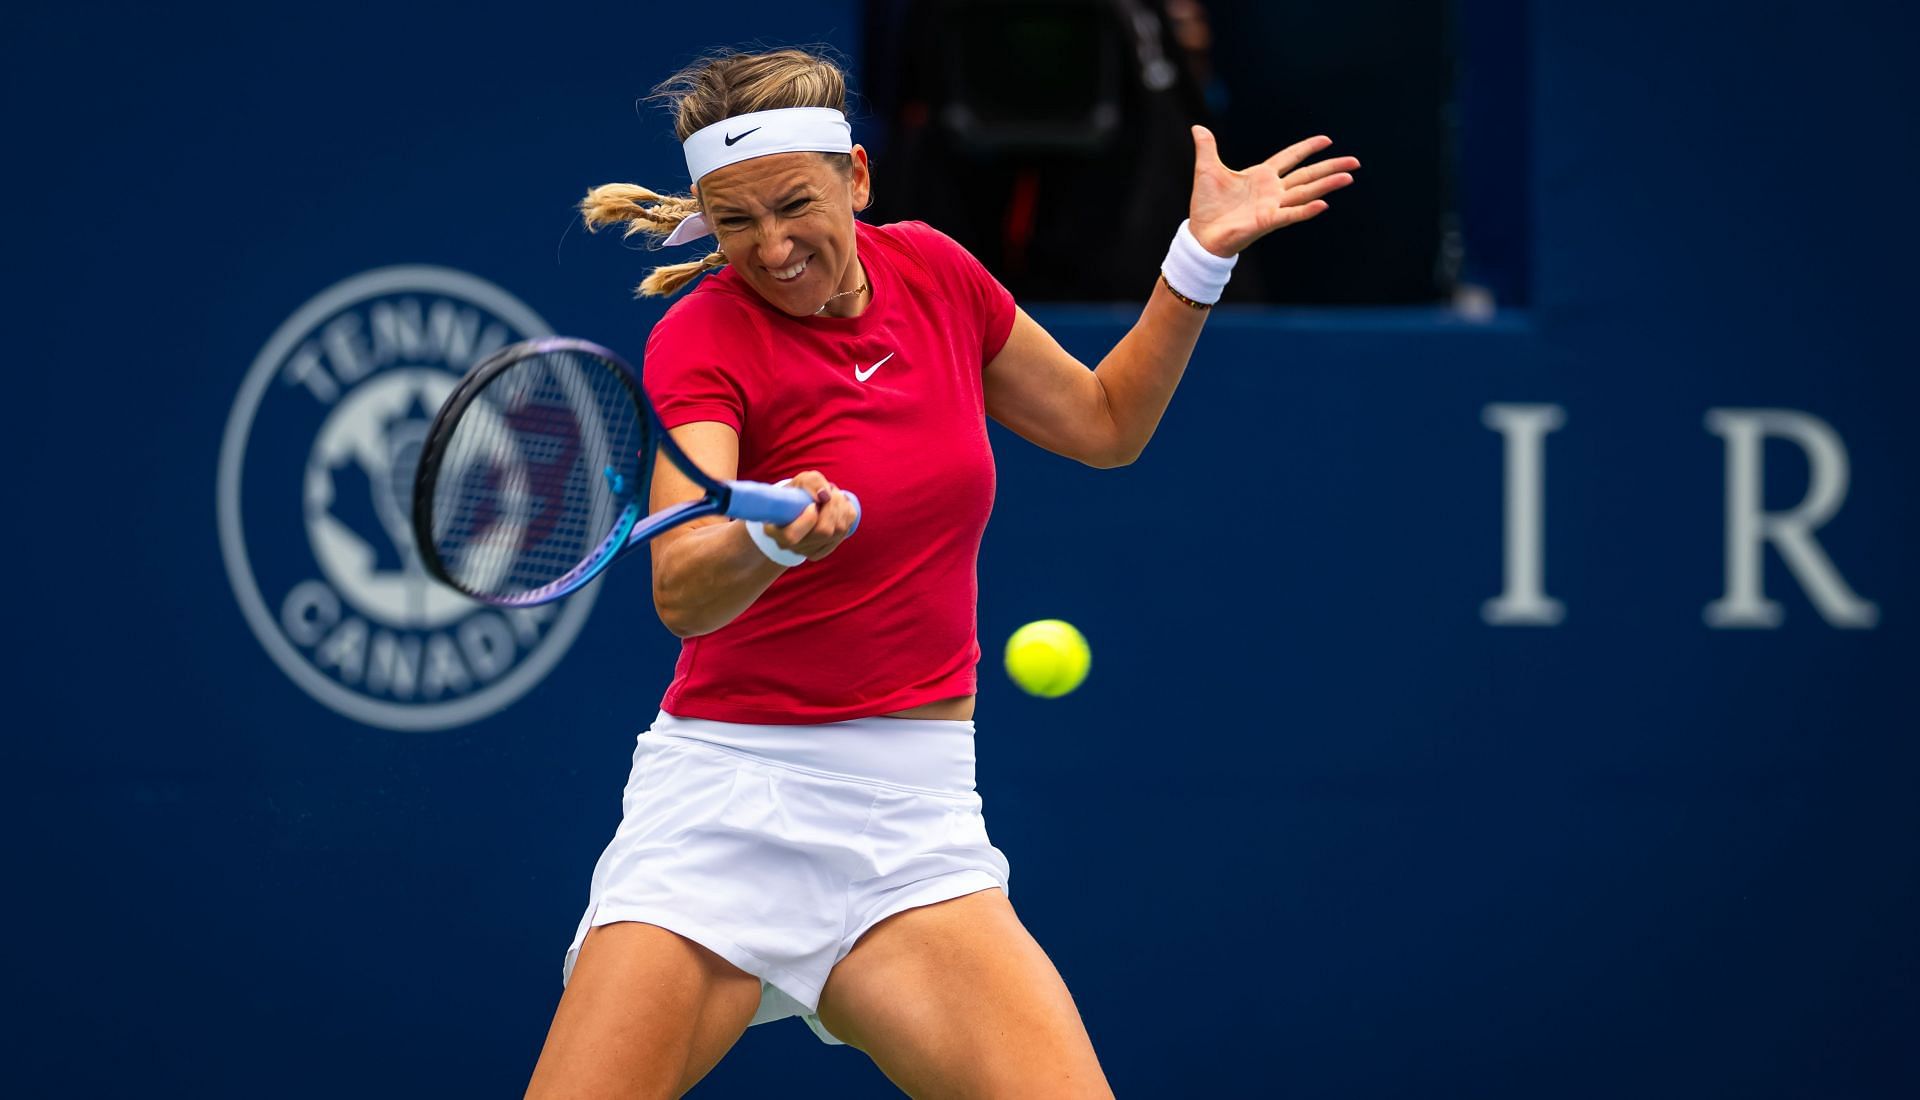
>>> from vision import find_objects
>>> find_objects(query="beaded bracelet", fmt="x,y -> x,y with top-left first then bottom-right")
1159,218 -> 1238,307
1159,273 -> 1211,311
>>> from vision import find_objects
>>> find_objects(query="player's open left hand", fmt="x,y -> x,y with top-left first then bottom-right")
1185,127 -> 1359,258
767,470 -> 858,562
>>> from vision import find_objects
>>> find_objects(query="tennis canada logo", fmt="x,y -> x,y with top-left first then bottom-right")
217,266 -> 602,731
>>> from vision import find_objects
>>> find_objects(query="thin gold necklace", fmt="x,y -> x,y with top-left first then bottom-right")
814,266 -> 869,316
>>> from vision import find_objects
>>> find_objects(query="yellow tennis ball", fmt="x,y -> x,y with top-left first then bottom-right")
1004,620 -> 1091,698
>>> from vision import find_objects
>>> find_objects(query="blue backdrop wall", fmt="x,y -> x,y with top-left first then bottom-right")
7,1 -> 1915,1096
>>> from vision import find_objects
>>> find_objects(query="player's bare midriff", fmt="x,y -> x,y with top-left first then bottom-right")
885,694 -> 976,721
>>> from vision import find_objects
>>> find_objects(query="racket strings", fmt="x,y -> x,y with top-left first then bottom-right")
429,349 -> 650,600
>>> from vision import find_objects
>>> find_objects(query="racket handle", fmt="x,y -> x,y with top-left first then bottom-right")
724,480 -> 863,534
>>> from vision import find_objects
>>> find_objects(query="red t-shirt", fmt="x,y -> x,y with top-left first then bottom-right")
644,220 -> 1017,723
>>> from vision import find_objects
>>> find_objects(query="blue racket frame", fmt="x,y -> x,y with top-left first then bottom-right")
413,336 -> 858,607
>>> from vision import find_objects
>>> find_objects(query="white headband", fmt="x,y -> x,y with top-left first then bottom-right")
663,107 -> 854,246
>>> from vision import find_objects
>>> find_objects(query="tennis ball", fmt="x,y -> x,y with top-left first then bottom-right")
1004,620 -> 1091,698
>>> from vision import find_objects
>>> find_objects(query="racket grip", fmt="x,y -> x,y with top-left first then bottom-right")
724,480 -> 863,534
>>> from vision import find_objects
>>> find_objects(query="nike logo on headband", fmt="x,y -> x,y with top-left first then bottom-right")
723,127 -> 761,146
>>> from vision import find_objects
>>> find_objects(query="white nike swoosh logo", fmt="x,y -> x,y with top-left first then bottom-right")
854,351 -> 894,383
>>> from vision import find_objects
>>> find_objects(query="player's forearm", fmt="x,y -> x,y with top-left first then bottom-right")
1088,280 -> 1211,464
651,520 -> 787,637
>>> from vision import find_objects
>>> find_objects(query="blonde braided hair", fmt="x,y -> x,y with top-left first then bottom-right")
580,47 -> 852,298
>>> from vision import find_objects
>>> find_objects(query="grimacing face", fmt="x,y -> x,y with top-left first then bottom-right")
694,147 -> 873,318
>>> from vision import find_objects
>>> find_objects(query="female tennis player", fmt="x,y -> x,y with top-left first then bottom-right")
526,47 -> 1356,1098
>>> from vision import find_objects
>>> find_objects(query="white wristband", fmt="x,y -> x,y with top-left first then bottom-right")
1160,219 -> 1238,305
743,479 -> 808,567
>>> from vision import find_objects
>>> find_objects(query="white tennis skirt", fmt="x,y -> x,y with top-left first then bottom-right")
563,710 -> 1011,1045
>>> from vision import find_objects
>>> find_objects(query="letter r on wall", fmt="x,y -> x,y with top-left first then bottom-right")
1704,408 -> 1878,629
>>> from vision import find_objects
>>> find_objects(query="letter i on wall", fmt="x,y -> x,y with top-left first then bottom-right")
1483,403 -> 1566,626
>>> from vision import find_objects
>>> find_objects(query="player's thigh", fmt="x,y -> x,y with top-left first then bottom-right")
815,889 -> 1113,1099
526,920 -> 762,1100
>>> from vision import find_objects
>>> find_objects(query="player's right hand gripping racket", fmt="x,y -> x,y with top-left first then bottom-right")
411,336 -> 858,607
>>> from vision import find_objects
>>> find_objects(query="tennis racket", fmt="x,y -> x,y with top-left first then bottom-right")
411,336 -> 858,607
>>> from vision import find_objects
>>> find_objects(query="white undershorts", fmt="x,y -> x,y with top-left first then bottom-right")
563,710 -> 1011,1045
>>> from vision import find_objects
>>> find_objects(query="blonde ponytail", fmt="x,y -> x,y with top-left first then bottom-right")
577,183 -> 724,298
637,250 -> 730,298
583,47 -> 853,298
579,183 -> 699,240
